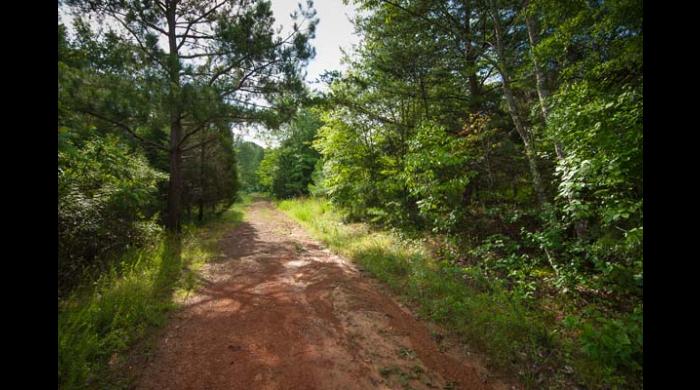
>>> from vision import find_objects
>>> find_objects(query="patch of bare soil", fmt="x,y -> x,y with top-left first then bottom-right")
133,201 -> 518,389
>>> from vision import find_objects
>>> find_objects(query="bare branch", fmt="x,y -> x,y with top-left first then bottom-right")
214,56 -> 289,100
155,0 -> 167,13
176,34 -> 217,41
81,109 -> 169,151
178,51 -> 228,59
136,9 -> 169,35
177,0 -> 228,50
110,13 -> 168,70
178,122 -> 208,147
181,134 -> 220,152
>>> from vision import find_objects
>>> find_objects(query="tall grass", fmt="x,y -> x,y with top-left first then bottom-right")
58,198 -> 248,389
277,197 -> 635,389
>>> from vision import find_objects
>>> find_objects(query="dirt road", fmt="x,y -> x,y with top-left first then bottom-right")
135,201 -> 511,389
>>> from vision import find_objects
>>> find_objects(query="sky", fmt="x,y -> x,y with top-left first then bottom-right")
270,0 -> 360,90
59,0 -> 360,147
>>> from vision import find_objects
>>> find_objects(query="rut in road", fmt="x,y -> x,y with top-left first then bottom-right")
136,200 -> 513,390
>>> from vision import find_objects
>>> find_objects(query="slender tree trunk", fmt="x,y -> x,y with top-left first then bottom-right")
165,2 -> 183,232
462,0 -> 483,111
502,82 -> 547,205
419,75 -> 429,118
167,131 -> 183,231
198,139 -> 205,222
524,4 -> 587,239
524,9 -> 565,160
524,13 -> 548,120
490,1 -> 567,271
490,2 -> 547,207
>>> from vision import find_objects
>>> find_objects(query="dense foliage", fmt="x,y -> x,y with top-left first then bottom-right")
235,140 -> 266,192
308,0 -> 642,387
58,19 -> 245,294
181,128 -> 240,221
63,0 -> 317,230
257,109 -> 322,198
58,132 -> 166,294
59,0 -> 319,289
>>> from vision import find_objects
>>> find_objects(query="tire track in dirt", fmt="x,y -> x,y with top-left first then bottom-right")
135,200 -> 515,389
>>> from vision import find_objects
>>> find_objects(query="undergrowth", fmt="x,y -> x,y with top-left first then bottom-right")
58,196 -> 249,389
278,197 -> 641,389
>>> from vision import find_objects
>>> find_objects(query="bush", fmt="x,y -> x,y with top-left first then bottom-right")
58,133 -> 167,295
279,197 -> 643,389
564,307 -> 643,387
58,200 -> 248,389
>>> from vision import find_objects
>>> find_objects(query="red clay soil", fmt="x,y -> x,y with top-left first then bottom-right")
134,201 -> 517,390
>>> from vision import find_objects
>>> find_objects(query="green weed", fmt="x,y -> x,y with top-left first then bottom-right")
278,197 -> 640,389
58,199 -> 248,389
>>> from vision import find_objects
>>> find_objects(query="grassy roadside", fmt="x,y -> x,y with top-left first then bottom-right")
277,197 -> 637,389
58,196 -> 250,389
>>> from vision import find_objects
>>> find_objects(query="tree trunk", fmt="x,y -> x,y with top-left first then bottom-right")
198,140 -> 205,222
462,0 -> 483,111
524,4 -> 587,239
490,2 -> 547,207
419,75 -> 429,118
524,9 -> 565,160
165,2 -> 183,232
166,135 -> 183,231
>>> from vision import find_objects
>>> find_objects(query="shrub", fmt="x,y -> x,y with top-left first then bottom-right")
58,133 -> 166,295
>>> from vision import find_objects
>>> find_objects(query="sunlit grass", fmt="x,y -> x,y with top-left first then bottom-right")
278,197 -> 635,389
58,198 -> 249,389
